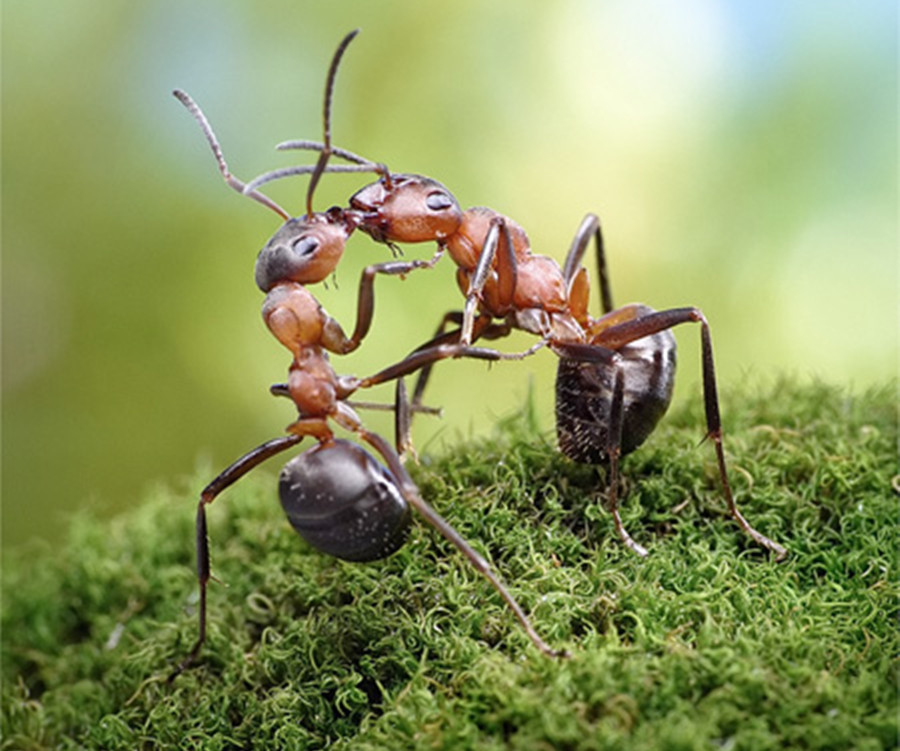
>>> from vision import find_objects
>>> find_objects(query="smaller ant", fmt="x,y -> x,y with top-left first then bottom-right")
169,31 -> 565,679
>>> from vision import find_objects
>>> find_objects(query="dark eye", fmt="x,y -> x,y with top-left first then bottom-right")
426,191 -> 453,211
292,235 -> 319,256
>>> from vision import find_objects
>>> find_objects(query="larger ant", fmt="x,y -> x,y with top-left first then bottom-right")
252,59 -> 788,561
169,30 -> 565,679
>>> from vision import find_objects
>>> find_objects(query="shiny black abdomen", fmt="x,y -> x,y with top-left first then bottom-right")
556,307 -> 677,464
279,439 -> 411,562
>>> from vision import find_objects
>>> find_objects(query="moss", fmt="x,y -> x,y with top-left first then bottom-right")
2,380 -> 897,750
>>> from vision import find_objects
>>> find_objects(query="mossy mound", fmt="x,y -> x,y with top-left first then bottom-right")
3,380 -> 897,750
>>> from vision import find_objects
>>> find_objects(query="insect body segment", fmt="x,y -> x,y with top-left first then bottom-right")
351,180 -> 588,344
556,305 -> 677,463
279,439 -> 411,562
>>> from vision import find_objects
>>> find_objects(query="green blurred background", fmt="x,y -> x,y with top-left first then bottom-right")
3,1 -> 896,550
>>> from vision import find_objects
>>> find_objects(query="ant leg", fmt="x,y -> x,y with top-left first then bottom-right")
549,340 -> 619,365
169,433 -> 304,681
561,213 -> 612,315
358,338 -> 547,390
605,367 -> 649,556
394,377 -> 414,458
594,307 -> 788,560
461,218 -> 517,344
409,313 -> 512,408
379,314 -> 515,456
357,427 -> 567,658
349,252 -> 446,349
549,341 -> 647,553
410,311 -> 464,408
321,252 -> 445,355
694,320 -> 788,560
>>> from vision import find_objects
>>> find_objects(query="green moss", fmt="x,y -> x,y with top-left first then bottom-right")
3,380 -> 897,750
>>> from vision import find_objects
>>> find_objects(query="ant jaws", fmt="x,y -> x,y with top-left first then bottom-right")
387,242 -> 404,258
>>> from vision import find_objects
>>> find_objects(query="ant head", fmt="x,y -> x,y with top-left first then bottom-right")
350,174 -> 462,244
255,215 -> 350,291
253,29 -> 363,292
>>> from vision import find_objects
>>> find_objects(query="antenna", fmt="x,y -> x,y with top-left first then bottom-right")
172,89 -> 290,220
305,29 -> 360,219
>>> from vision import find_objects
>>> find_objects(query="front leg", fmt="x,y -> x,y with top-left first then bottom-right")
358,338 -> 547,390
460,217 -> 518,345
320,250 -> 445,354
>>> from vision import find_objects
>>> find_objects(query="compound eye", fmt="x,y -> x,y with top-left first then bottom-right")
426,191 -> 454,212
292,235 -> 320,257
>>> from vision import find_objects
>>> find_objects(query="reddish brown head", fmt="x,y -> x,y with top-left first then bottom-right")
350,174 -> 462,244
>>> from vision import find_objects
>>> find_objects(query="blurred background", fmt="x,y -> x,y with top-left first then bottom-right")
3,1 -> 896,550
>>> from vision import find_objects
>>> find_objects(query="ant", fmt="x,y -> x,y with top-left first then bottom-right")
168,30 -> 565,679
253,80 -> 788,561
353,194 -> 787,560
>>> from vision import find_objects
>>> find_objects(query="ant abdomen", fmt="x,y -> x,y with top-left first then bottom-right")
278,439 -> 411,562
556,307 -> 677,464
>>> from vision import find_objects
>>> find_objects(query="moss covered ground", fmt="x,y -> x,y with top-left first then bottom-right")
2,380 -> 897,750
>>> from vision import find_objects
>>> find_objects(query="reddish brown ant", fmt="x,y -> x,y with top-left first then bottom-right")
353,191 -> 786,560
255,76 -> 787,560
168,30 -> 565,679
357,194 -> 788,559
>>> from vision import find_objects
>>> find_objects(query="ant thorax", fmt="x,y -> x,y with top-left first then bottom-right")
261,282 -> 326,357
446,207 -> 530,270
